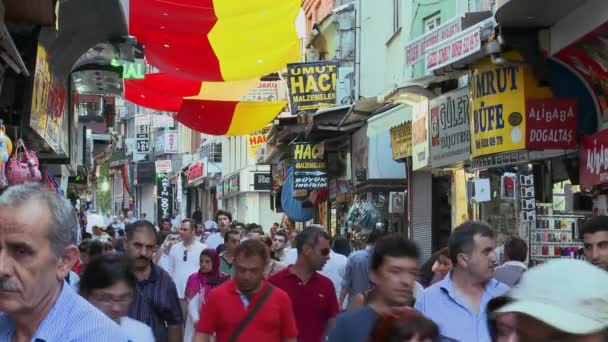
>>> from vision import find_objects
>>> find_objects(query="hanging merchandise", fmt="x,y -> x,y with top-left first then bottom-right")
501,173 -> 517,200
6,139 -> 42,185
43,168 -> 64,197
0,121 -> 13,189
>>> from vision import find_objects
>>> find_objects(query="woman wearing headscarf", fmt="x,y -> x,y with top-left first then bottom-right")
184,248 -> 230,342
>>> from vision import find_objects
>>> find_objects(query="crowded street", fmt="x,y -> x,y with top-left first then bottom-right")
0,0 -> 606,341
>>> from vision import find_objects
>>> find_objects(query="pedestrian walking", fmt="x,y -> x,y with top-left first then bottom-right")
328,235 -> 420,342
270,225 -> 340,342
272,229 -> 289,261
167,219 -> 207,317
193,239 -> 298,342
219,229 -> 241,275
415,221 -> 509,342
124,220 -> 184,342
493,237 -> 528,287
339,229 -> 387,308
0,184 -> 129,341
581,216 -> 608,271
80,254 -> 155,342
205,210 -> 232,250
184,248 -> 230,342
488,259 -> 608,341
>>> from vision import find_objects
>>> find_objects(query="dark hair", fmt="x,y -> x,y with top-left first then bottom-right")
581,216 -> 608,236
106,227 -> 115,238
274,230 -> 288,240
419,247 -> 449,287
296,225 -> 331,253
504,237 -> 527,262
83,232 -> 93,240
79,240 -> 91,253
161,218 -> 171,224
368,229 -> 387,245
87,240 -> 105,260
250,227 -> 264,235
260,235 -> 278,261
125,220 -> 157,240
180,218 -> 194,230
332,238 -> 351,257
370,309 -> 439,342
117,229 -> 125,237
371,234 -> 419,271
79,254 -> 137,297
215,210 -> 232,222
224,229 -> 241,243
448,221 -> 495,265
235,239 -> 269,263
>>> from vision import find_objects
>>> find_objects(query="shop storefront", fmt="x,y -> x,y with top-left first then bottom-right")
467,52 -> 586,265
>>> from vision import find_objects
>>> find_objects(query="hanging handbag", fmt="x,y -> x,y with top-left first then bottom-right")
6,139 -> 42,185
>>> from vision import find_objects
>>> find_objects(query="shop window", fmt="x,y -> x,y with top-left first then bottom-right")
200,141 -> 222,163
424,12 -> 441,33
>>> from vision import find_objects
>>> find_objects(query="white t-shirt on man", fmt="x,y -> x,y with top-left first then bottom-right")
168,240 -> 207,298
120,317 -> 155,342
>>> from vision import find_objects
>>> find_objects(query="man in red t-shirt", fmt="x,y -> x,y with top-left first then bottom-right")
270,225 -> 340,342
194,239 -> 297,342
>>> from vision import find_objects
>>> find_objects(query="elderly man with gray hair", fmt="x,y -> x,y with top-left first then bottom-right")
0,184 -> 129,341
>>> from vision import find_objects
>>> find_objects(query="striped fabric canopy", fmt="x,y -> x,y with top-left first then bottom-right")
126,0 -> 300,135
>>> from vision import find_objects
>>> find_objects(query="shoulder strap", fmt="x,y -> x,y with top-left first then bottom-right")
228,285 -> 274,342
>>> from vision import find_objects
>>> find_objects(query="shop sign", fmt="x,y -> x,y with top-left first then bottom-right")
426,26 -> 481,73
253,173 -> 272,191
156,173 -> 173,223
555,22 -> 608,126
405,17 -> 461,65
248,127 -> 270,158
111,58 -> 145,80
390,123 -> 412,160
30,44 -> 67,145
187,162 -> 205,184
470,151 -> 530,172
216,182 -> 224,200
165,130 -> 178,153
412,101 -> 430,170
291,142 -> 328,190
525,98 -> 577,150
134,114 -> 150,126
240,81 -> 279,102
580,129 -> 608,189
136,133 -> 150,153
152,115 -> 175,128
226,175 -> 240,194
287,61 -> 337,113
155,160 -> 172,173
430,88 -> 470,167
468,53 -> 553,157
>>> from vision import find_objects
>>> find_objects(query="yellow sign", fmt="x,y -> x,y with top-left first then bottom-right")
468,53 -> 552,157
390,123 -> 412,160
247,127 -> 270,158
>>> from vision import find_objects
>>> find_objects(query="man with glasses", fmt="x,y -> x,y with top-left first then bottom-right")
80,254 -> 155,341
167,219 -> 206,318
125,220 -> 183,342
270,225 -> 340,342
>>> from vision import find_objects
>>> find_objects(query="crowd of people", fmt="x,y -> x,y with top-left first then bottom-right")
0,183 -> 606,341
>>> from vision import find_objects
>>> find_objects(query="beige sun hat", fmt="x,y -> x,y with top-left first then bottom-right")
491,259 -> 608,335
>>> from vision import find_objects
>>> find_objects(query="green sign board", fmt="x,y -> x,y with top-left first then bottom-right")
111,58 -> 146,80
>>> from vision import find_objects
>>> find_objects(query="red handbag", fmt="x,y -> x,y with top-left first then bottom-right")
6,139 -> 42,185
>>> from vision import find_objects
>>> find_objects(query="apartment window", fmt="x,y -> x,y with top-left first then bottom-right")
424,12 -> 441,32
393,0 -> 402,32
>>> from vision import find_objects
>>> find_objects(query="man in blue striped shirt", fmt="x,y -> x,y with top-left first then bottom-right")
0,184 -> 128,341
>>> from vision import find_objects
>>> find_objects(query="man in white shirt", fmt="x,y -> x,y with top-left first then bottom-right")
168,219 -> 206,317
204,210 -> 232,250
272,230 -> 289,262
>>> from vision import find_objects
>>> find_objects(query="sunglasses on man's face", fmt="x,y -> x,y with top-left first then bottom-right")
183,250 -> 188,262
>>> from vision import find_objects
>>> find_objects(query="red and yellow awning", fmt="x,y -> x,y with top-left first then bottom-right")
126,0 -> 300,135
129,0 -> 301,81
